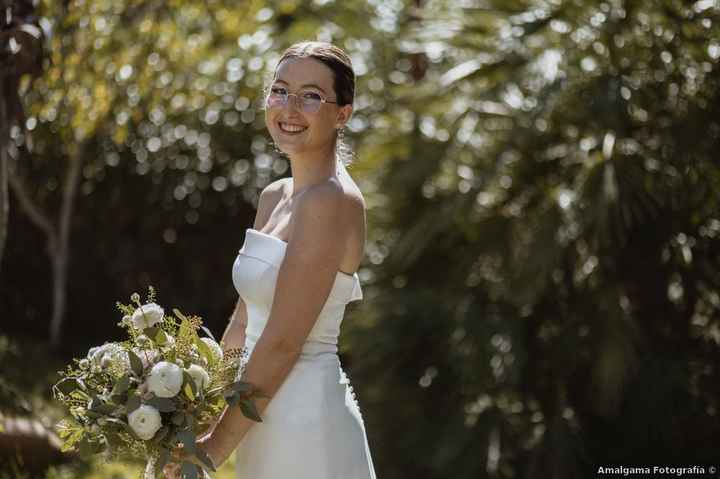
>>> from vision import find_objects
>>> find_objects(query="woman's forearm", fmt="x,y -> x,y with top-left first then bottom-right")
202,335 -> 301,466
220,297 -> 248,351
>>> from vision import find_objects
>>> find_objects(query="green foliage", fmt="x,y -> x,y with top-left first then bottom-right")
344,0 -> 720,477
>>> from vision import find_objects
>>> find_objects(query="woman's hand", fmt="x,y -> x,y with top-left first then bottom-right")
161,443 -> 187,479
162,436 -> 217,478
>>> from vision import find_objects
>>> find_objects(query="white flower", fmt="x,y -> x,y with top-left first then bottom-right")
200,337 -> 223,362
135,334 -> 152,348
130,303 -> 164,330
90,343 -> 130,371
186,364 -> 210,391
127,404 -> 162,440
132,348 -> 158,370
147,361 -> 183,398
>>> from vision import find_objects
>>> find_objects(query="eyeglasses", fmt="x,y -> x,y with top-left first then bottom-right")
265,86 -> 338,114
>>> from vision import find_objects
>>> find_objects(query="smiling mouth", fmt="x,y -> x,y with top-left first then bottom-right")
278,122 -> 308,134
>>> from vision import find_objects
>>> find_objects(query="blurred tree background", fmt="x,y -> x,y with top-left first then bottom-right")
1,0 -> 719,478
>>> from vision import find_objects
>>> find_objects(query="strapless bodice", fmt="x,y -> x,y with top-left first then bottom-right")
232,228 -> 363,357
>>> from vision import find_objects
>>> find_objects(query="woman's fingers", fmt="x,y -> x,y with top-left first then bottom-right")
162,462 -> 181,478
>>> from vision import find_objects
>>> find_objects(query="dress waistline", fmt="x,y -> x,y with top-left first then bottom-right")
244,334 -> 339,360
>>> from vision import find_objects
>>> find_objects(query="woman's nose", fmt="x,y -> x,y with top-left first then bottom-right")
286,93 -> 302,112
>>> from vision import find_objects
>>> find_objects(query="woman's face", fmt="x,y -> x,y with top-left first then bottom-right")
265,56 -> 352,158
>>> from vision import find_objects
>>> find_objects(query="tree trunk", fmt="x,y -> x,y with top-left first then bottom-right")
0,76 -> 8,273
48,148 -> 84,349
8,143 -> 84,349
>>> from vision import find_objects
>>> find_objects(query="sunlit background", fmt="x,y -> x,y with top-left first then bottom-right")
2,0 -> 720,477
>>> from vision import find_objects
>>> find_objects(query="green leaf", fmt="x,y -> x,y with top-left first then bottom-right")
195,337 -> 214,365
181,461 -> 198,479
144,326 -> 160,339
199,326 -> 216,342
238,398 -> 263,422
104,417 -> 131,433
224,392 -> 240,407
126,394 -> 141,414
151,425 -> 170,444
146,395 -> 176,412
155,329 -> 169,346
53,377 -> 85,395
88,397 -> 116,415
183,371 -> 197,401
228,380 -> 253,394
173,308 -> 188,321
57,419 -> 84,452
127,349 -> 144,377
176,429 -> 197,454
172,411 -> 186,426
111,374 -> 130,397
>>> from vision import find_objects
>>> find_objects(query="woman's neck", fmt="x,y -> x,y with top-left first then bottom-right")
286,148 -> 340,198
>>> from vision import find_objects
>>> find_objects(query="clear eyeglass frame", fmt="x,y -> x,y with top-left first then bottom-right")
265,86 -> 338,114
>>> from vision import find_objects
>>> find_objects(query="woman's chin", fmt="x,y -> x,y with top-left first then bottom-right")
275,140 -> 304,156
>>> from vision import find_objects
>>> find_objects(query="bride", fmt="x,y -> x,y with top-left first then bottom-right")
165,41 -> 377,478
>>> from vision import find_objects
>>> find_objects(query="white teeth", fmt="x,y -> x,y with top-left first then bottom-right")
279,122 -> 307,133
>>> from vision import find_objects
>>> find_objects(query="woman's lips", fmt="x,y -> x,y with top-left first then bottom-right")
278,121 -> 308,134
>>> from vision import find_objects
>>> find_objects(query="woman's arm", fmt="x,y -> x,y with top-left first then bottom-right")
219,297 -> 248,352
199,183 -> 351,466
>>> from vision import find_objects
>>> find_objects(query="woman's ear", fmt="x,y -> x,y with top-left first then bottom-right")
335,104 -> 353,129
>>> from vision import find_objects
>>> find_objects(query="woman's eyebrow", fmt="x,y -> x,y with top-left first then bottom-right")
273,78 -> 327,94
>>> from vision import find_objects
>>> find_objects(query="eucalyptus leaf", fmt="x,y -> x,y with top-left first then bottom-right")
152,426 -> 170,444
126,394 -> 141,414
183,371 -> 197,400
229,380 -> 253,394
154,329 -> 169,345
195,337 -> 214,364
172,411 -> 186,426
144,326 -> 160,338
199,326 -> 216,342
111,374 -> 130,397
104,417 -> 131,432
127,349 -> 144,377
239,398 -> 263,422
146,395 -> 176,412
181,461 -> 198,479
54,377 -> 84,395
88,398 -> 116,415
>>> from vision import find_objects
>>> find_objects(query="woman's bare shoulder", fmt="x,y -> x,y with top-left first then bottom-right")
254,178 -> 291,229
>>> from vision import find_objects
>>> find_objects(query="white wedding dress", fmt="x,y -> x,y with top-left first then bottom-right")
230,228 -> 377,479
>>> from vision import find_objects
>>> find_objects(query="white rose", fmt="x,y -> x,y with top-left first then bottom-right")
90,343 -> 130,371
147,361 -> 183,398
186,364 -> 210,391
200,337 -> 223,362
130,303 -> 164,330
127,404 -> 162,440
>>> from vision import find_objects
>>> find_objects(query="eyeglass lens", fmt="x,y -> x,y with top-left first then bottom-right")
266,88 -> 323,113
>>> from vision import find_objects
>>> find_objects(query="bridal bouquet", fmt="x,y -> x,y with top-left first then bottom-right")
52,287 -> 264,478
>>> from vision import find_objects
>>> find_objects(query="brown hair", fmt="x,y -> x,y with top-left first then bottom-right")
274,41 -> 355,107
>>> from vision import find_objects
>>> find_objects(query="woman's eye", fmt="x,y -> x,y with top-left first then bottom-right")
270,87 -> 287,95
302,92 -> 322,101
